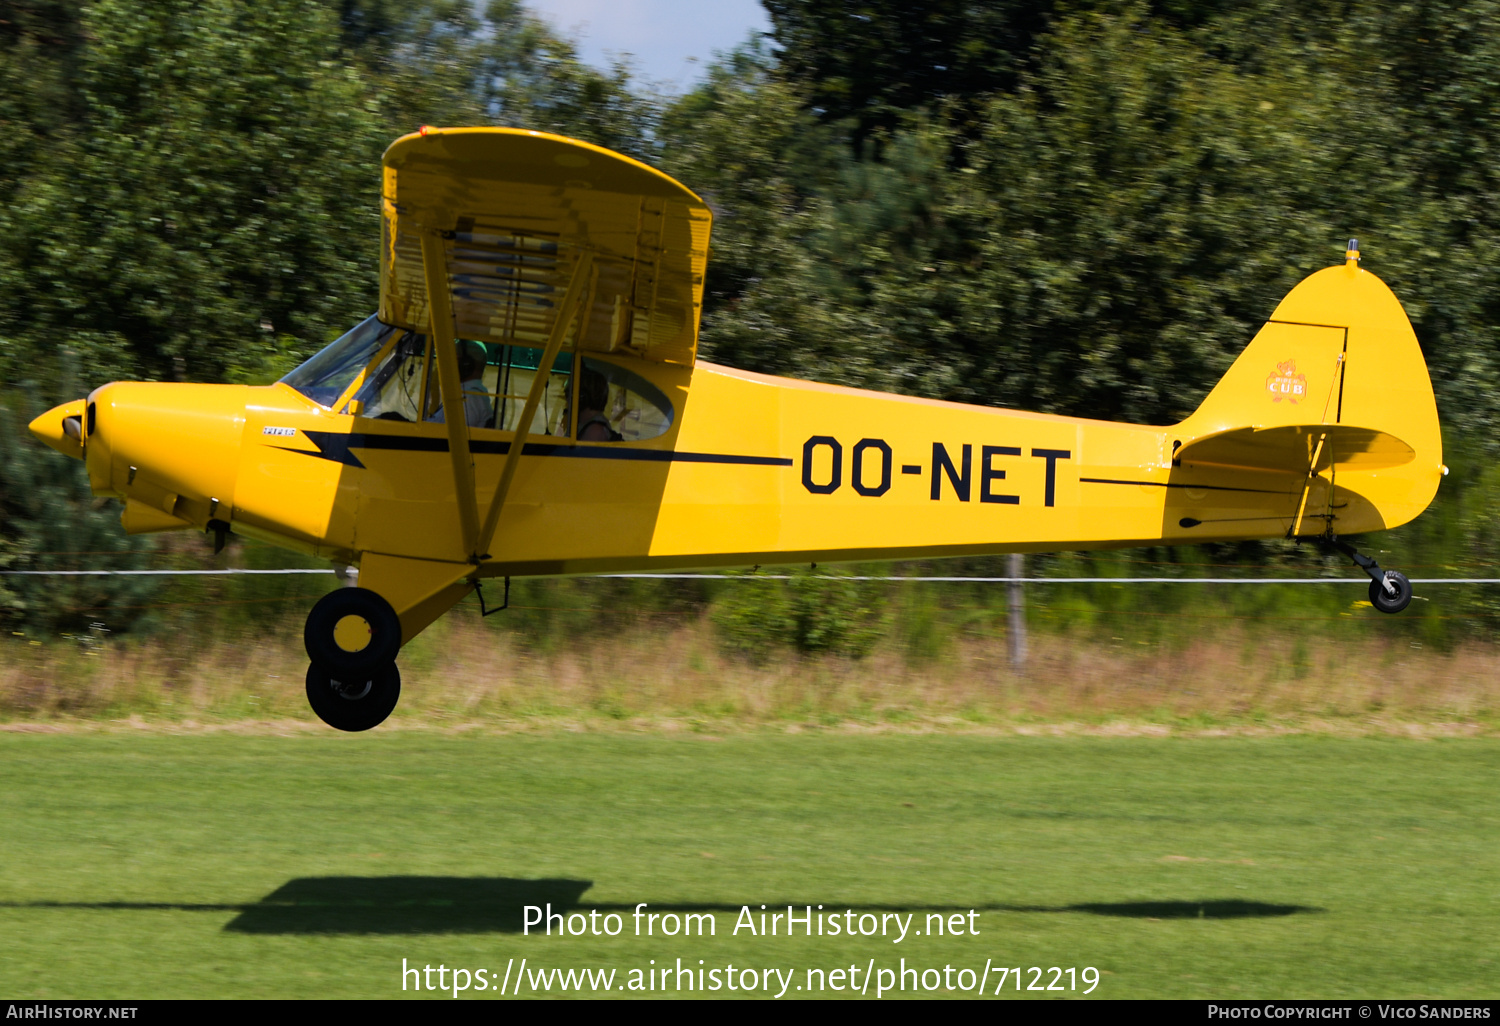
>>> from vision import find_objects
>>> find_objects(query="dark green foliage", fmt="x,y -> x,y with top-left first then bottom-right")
710,569 -> 888,659
680,8 -> 1452,426
763,0 -> 1049,146
0,0 -> 385,389
339,0 -> 658,165
475,573 -> 714,655
0,0 -> 659,392
0,396 -> 161,634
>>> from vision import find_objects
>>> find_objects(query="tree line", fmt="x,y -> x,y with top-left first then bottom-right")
5,0 -> 1500,635
5,0 -> 1500,429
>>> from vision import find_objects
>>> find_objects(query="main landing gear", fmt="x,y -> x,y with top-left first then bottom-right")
302,588 -> 403,731
1323,535 -> 1413,614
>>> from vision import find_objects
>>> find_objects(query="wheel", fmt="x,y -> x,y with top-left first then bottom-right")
1369,571 -> 1413,614
305,661 -> 400,732
304,587 -> 401,678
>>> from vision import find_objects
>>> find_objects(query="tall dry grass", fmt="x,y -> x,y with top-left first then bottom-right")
1,613 -> 1496,734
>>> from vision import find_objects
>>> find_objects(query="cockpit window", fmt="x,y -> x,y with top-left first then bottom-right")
418,342 -> 674,440
280,315 -> 398,408
485,343 -> 574,434
297,320 -> 676,440
477,346 -> 674,441
576,358 -> 674,441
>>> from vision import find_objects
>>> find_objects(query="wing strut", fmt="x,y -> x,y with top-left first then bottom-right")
474,251 -> 595,560
420,230 -> 481,559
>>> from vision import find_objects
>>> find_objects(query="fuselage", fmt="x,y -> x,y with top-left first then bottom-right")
66,353 -> 1430,579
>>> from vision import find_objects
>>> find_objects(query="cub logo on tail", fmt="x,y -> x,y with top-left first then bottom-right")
1266,359 -> 1306,403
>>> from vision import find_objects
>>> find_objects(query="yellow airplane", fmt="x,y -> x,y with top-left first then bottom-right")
28,128 -> 1443,730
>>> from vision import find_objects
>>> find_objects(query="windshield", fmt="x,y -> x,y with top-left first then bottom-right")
281,317 -> 675,438
280,315 -> 398,407
352,330 -> 429,421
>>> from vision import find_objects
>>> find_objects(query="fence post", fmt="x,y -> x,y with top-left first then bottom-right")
1008,552 -> 1027,668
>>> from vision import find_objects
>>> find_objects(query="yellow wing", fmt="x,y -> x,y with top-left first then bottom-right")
379,127 -> 712,366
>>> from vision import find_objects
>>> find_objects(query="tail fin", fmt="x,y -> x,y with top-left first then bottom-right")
1176,244 -> 1443,534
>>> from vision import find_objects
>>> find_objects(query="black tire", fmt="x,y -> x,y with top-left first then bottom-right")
1369,571 -> 1413,614
304,587 -> 402,677
305,660 -> 400,732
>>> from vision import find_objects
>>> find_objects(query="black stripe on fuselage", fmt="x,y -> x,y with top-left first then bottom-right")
1080,477 -> 1286,495
285,431 -> 795,470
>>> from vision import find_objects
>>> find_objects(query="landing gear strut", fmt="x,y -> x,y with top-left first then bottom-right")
1323,536 -> 1412,614
302,587 -> 404,730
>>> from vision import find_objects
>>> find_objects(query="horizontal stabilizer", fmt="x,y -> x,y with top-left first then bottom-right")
1177,424 -> 1415,474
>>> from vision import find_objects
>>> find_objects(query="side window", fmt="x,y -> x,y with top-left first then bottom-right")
476,348 -> 673,441
578,359 -> 674,441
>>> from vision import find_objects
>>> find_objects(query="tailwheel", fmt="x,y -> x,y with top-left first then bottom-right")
1323,536 -> 1414,615
1369,571 -> 1413,615
305,660 -> 401,731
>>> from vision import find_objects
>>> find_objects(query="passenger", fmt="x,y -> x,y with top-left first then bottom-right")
430,340 -> 491,428
566,367 -> 621,442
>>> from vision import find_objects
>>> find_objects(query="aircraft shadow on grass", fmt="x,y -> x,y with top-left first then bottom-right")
218,880 -> 1320,935
1062,900 -> 1318,920
0,880 -> 1321,935
223,877 -> 594,934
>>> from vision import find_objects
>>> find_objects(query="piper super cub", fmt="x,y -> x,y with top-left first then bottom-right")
29,128 -> 1444,730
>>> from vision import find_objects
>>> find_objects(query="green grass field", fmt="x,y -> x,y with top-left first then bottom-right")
1,731 -> 1496,999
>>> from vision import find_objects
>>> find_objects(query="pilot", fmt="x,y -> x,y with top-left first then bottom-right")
430,339 -> 491,428
566,366 -> 621,441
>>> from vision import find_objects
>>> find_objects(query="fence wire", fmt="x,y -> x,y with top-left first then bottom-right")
4,569 -> 1500,584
